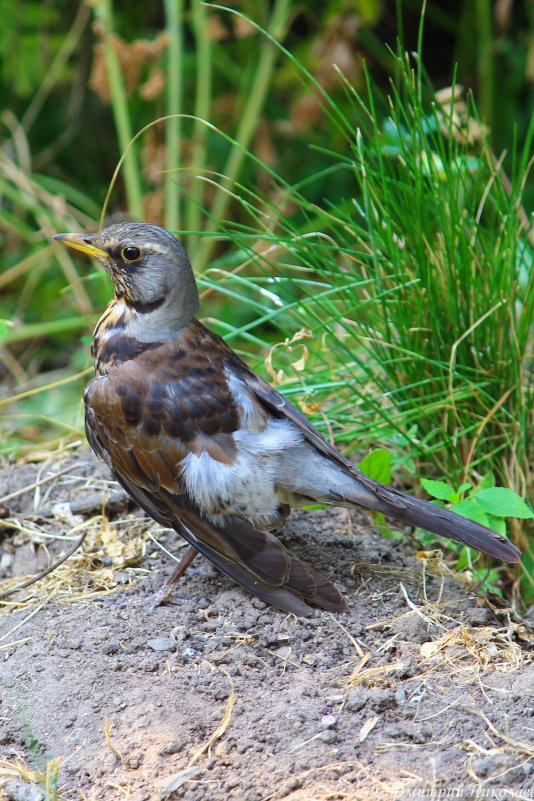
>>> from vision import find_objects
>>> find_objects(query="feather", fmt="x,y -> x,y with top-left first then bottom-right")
85,354 -> 346,614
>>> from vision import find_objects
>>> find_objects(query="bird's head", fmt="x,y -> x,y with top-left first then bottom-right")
54,222 -> 199,323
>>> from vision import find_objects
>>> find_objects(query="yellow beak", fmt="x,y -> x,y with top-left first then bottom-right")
53,232 -> 107,260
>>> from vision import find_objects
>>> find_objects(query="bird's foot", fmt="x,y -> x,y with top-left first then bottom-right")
150,545 -> 198,610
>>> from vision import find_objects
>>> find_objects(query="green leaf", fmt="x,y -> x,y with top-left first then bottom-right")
454,546 -> 471,570
359,448 -> 391,484
0,319 -> 12,337
519,549 -> 534,605
472,488 -> 534,520
479,473 -> 495,491
457,482 -> 472,494
421,478 -> 455,501
450,499 -> 490,527
486,514 -> 507,537
471,568 -> 503,597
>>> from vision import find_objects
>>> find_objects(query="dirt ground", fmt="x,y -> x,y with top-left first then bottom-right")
0,450 -> 533,801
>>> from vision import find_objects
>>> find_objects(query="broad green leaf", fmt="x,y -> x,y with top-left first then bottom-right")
359,448 -> 391,484
486,514 -> 507,537
421,478 -> 455,501
472,488 -> 534,520
450,499 -> 490,527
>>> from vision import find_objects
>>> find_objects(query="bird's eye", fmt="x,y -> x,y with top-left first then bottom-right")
121,246 -> 141,262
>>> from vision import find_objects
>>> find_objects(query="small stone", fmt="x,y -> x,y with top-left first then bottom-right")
463,606 -> 493,626
320,714 -> 338,729
346,690 -> 367,712
125,750 -> 144,769
284,778 -> 304,793
0,552 -> 13,570
159,739 -> 185,755
138,658 -> 159,672
320,730 -> 339,743
389,613 -> 430,643
215,742 -> 230,758
147,637 -> 176,652
512,666 -> 534,697
368,689 -> 397,713
4,782 -> 45,801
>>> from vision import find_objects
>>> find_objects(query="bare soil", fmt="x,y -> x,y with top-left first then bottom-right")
0,451 -> 533,801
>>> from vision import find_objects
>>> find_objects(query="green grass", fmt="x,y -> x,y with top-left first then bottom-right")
191,41 -> 534,501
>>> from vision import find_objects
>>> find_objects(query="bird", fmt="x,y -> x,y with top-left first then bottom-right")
53,222 -> 521,616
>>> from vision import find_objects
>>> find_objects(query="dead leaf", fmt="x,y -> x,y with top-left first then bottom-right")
359,714 -> 380,742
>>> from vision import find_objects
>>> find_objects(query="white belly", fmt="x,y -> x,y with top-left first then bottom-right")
180,419 -> 303,527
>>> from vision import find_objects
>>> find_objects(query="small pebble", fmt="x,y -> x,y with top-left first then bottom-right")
159,739 -> 185,755
320,714 -> 338,729
147,637 -> 176,652
346,690 -> 367,712
512,666 -> 534,697
125,750 -> 144,769
320,730 -> 339,743
4,782 -> 44,801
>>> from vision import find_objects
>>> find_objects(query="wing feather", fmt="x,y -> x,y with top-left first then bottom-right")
84,364 -> 346,615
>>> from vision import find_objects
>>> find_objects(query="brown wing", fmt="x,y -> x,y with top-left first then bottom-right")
84,352 -> 346,615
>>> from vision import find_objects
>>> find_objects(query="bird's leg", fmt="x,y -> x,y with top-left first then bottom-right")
151,545 -> 199,608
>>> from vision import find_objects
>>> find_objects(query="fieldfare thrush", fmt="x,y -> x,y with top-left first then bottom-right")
54,223 -> 521,616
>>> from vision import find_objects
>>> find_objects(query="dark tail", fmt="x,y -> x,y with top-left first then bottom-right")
350,474 -> 521,563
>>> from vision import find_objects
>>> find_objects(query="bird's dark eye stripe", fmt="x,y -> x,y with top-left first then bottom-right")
121,246 -> 141,262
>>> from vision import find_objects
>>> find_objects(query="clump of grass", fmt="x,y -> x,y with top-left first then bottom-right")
201,44 -> 533,503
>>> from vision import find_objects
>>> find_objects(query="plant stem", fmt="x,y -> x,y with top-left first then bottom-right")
164,0 -> 184,231
476,0 -> 494,130
187,0 -> 212,257
0,316 -> 97,346
91,0 -> 143,219
196,0 -> 291,270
